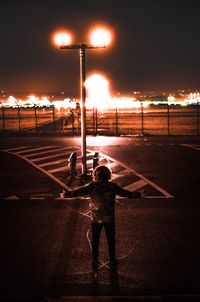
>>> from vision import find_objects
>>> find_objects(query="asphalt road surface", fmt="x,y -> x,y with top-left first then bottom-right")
0,135 -> 200,302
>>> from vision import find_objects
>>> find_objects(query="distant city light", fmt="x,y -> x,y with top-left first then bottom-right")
167,95 -> 176,104
0,92 -> 199,110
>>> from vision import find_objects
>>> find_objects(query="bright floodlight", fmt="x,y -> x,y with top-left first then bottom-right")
85,73 -> 111,109
90,28 -> 111,47
54,32 -> 71,46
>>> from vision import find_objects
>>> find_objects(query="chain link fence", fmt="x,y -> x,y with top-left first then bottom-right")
0,104 -> 199,136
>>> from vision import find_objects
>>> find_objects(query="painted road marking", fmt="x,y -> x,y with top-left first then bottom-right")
2,145 -> 174,199
47,165 -> 69,174
87,148 -> 174,199
39,152 -> 84,167
112,170 -> 130,181
24,146 -> 75,158
124,179 -> 147,191
39,158 -> 69,167
31,150 -> 77,162
4,195 -> 19,200
6,146 -> 29,152
181,144 -> 200,151
15,146 -> 55,154
4,149 -> 72,192
46,158 -> 94,174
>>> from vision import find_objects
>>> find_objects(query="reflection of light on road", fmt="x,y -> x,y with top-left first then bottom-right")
78,135 -> 123,146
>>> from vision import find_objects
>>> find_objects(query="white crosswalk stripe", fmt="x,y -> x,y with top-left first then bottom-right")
16,146 -> 55,154
6,146 -> 29,152
181,144 -> 200,151
39,158 -> 68,167
25,146 -> 75,158
31,150 -> 75,162
124,179 -> 147,191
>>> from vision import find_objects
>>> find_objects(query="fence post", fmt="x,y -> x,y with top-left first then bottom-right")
34,106 -> 38,134
95,107 -> 98,135
92,107 -> 95,135
72,111 -> 75,134
116,107 -> 118,136
197,101 -> 200,136
140,101 -> 144,135
52,105 -> 56,132
2,106 -> 5,131
167,102 -> 170,136
17,106 -> 21,132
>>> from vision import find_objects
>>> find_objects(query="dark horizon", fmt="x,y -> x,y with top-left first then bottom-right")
0,0 -> 200,96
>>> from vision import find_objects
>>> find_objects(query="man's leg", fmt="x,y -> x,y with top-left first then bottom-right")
91,222 -> 103,271
104,220 -> 116,264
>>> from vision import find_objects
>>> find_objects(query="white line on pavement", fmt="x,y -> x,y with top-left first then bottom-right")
111,170 -> 129,180
4,150 -> 72,192
15,146 -> 55,154
124,179 -> 147,191
31,150 -> 75,162
4,195 -> 19,200
25,146 -> 76,158
181,144 -> 200,151
39,158 -> 68,167
88,148 -> 174,198
5,146 -> 29,152
47,157 -> 93,173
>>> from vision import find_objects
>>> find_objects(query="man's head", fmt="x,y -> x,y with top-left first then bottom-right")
93,165 -> 112,182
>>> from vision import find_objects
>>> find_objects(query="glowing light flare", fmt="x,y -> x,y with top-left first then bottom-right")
85,74 -> 111,109
89,28 -> 112,47
167,95 -> 176,105
2,93 -> 199,109
54,32 -> 72,46
52,98 -> 76,111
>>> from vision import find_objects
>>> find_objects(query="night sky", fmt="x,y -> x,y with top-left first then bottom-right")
0,0 -> 200,97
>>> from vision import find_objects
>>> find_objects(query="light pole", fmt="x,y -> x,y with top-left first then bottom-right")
54,28 -> 112,175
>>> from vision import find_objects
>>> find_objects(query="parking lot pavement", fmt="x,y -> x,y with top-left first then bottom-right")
1,144 -> 173,200
0,137 -> 200,300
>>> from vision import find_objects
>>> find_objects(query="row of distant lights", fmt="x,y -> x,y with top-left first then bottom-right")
0,95 -> 199,110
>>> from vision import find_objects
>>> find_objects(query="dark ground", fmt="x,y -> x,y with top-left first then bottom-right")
0,135 -> 200,301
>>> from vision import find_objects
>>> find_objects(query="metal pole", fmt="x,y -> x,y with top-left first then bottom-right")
95,107 -> 98,135
92,107 -> 95,135
197,101 -> 199,136
80,45 -> 87,175
141,101 -> 144,135
116,107 -> 118,136
167,102 -> 170,136
17,106 -> 21,132
34,106 -> 38,134
2,106 -> 5,131
71,111 -> 75,134
52,105 -> 56,132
